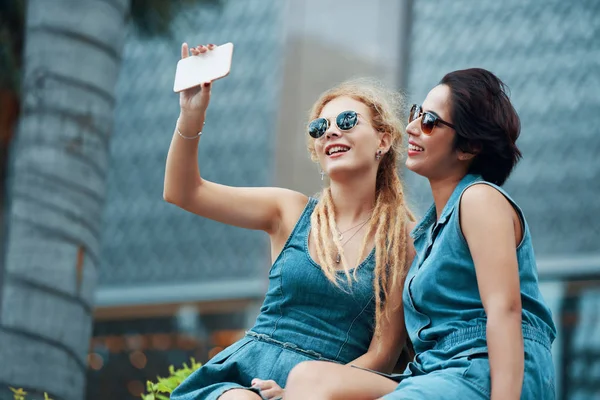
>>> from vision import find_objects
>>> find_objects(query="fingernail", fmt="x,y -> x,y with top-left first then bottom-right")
203,82 -> 210,87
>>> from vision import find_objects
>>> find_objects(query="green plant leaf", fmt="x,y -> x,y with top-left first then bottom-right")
141,357 -> 204,397
146,380 -> 156,393
9,387 -> 27,400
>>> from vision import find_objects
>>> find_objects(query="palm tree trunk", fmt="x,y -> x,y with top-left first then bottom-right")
0,0 -> 129,398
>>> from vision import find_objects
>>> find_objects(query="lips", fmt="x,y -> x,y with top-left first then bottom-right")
408,141 -> 424,152
325,144 -> 351,156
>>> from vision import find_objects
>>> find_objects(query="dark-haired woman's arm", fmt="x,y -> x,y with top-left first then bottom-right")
460,184 -> 524,400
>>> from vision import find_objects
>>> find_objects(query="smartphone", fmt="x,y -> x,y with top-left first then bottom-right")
173,42 -> 234,92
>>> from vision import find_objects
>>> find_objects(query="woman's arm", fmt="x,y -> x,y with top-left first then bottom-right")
460,184 -> 524,400
351,220 -> 416,373
164,43 -> 307,235
349,292 -> 407,373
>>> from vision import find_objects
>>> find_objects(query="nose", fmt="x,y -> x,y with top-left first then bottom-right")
406,118 -> 421,137
325,126 -> 341,139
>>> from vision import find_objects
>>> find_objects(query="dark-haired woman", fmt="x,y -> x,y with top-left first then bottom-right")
284,68 -> 557,400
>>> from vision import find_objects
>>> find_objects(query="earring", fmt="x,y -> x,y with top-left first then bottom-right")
320,169 -> 325,180
375,150 -> 382,160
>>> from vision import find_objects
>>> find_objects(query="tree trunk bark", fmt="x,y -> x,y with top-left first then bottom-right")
0,0 -> 129,399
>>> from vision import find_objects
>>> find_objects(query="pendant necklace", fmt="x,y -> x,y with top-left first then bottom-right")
335,218 -> 370,264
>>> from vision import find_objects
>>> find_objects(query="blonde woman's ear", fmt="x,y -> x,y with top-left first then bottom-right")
378,130 -> 393,149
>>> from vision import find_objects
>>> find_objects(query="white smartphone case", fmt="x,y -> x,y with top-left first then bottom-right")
173,42 -> 234,92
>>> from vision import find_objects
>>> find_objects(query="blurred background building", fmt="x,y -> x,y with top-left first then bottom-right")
0,0 -> 598,399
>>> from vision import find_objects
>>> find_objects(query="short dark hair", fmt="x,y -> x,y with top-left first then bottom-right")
440,68 -> 522,186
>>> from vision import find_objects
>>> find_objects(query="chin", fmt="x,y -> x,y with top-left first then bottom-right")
325,164 -> 356,181
327,162 -> 374,182
405,159 -> 427,177
327,169 -> 351,182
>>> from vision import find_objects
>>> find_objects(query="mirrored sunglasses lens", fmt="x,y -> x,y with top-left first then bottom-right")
421,113 -> 436,134
409,105 -> 419,123
336,111 -> 358,130
308,118 -> 328,138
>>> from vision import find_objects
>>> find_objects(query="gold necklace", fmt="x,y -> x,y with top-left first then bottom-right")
336,216 -> 371,240
336,218 -> 370,264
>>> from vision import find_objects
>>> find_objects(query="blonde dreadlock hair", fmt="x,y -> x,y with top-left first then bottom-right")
307,78 -> 415,337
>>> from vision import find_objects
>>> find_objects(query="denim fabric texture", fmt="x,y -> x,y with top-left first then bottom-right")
382,174 -> 557,399
171,197 -> 377,400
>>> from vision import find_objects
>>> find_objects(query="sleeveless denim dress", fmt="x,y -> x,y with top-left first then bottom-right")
381,174 -> 557,399
171,197 -> 376,400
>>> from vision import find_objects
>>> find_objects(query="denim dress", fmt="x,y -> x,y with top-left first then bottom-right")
381,174 -> 557,399
171,197 -> 376,400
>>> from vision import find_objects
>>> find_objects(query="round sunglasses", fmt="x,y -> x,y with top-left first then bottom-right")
409,104 -> 455,134
308,110 -> 359,139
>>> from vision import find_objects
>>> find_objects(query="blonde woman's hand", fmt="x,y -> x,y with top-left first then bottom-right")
251,378 -> 284,400
178,43 -> 215,131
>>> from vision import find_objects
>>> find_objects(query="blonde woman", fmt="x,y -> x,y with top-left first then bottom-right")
166,43 -> 415,400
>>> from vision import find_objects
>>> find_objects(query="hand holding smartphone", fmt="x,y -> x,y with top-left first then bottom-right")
173,42 -> 234,93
